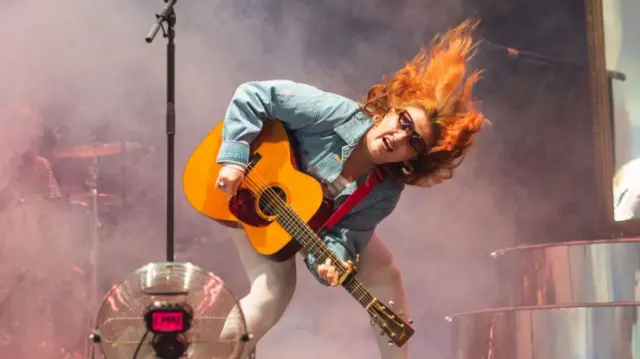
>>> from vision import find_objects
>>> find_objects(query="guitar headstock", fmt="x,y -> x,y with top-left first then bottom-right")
368,299 -> 415,347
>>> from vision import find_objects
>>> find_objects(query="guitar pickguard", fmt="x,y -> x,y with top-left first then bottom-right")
228,188 -> 271,227
228,188 -> 332,230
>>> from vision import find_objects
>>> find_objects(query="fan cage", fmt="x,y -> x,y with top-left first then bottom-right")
92,262 -> 248,359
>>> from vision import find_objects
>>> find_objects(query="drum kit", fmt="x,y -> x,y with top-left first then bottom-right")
0,137 -> 151,359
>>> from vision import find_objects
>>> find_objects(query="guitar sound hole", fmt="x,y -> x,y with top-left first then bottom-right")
258,186 -> 287,217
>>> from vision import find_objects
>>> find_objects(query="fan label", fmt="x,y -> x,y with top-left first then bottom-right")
152,311 -> 184,332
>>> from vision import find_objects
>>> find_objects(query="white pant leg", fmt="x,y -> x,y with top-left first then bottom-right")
219,227 -> 297,358
355,233 -> 410,359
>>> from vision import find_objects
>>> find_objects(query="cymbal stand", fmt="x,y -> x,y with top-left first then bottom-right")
85,154 -> 101,358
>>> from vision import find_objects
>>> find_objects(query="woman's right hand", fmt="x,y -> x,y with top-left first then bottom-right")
215,164 -> 245,196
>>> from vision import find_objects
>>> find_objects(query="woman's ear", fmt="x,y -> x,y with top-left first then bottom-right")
401,160 -> 414,175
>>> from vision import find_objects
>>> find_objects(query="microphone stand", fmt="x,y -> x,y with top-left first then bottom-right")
482,39 -> 626,81
483,39 -> 627,169
146,0 -> 177,263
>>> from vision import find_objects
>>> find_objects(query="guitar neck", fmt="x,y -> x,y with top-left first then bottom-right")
276,212 -> 377,309
341,274 -> 377,308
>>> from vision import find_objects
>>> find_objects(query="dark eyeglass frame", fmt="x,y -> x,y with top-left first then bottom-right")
398,110 -> 439,154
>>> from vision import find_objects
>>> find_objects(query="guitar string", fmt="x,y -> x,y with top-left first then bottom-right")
239,164 -> 351,273
224,170 -> 408,340
236,171 -> 377,309
241,176 -> 370,301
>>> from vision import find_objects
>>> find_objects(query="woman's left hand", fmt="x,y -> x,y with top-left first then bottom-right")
317,258 -> 351,287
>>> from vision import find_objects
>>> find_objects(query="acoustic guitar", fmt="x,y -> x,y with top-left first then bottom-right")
182,120 -> 414,347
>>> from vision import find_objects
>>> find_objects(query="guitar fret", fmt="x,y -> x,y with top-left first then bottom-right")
276,208 -> 335,262
275,206 -> 374,308
344,277 -> 374,307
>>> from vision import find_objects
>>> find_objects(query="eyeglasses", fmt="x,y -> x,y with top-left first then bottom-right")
398,110 -> 429,153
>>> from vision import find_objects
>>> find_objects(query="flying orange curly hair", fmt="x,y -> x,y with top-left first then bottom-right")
361,19 -> 488,186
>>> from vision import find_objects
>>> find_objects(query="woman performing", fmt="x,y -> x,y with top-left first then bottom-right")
215,20 -> 488,358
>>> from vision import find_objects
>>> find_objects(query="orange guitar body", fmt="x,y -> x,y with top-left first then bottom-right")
183,120 -> 416,346
182,120 -> 329,261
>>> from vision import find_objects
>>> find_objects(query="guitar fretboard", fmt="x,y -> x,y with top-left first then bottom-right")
275,207 -> 375,309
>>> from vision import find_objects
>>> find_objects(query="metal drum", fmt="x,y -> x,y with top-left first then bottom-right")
449,304 -> 640,359
491,239 -> 640,306
0,197 -> 92,358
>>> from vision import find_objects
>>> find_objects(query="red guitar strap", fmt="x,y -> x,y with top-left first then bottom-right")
324,167 -> 386,230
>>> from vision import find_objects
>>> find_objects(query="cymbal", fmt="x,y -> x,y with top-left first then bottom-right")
54,141 -> 145,159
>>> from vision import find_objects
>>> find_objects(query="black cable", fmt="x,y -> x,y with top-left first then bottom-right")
132,330 -> 150,359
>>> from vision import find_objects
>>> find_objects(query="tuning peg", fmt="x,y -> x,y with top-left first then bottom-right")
388,300 -> 395,307
408,318 -> 414,324
398,310 -> 404,316
388,340 -> 393,346
380,331 -> 385,336
370,320 -> 375,326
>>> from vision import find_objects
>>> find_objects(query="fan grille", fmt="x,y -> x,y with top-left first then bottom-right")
94,262 -> 247,359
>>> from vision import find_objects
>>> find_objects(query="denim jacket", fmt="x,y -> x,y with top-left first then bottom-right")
216,80 -> 405,284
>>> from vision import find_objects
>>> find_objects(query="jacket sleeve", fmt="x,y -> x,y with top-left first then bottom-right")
216,80 -> 356,167
304,187 -> 402,286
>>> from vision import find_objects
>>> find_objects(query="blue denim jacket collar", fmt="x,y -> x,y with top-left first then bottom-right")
334,111 -> 372,147
312,111 -> 373,187
329,111 -> 375,199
